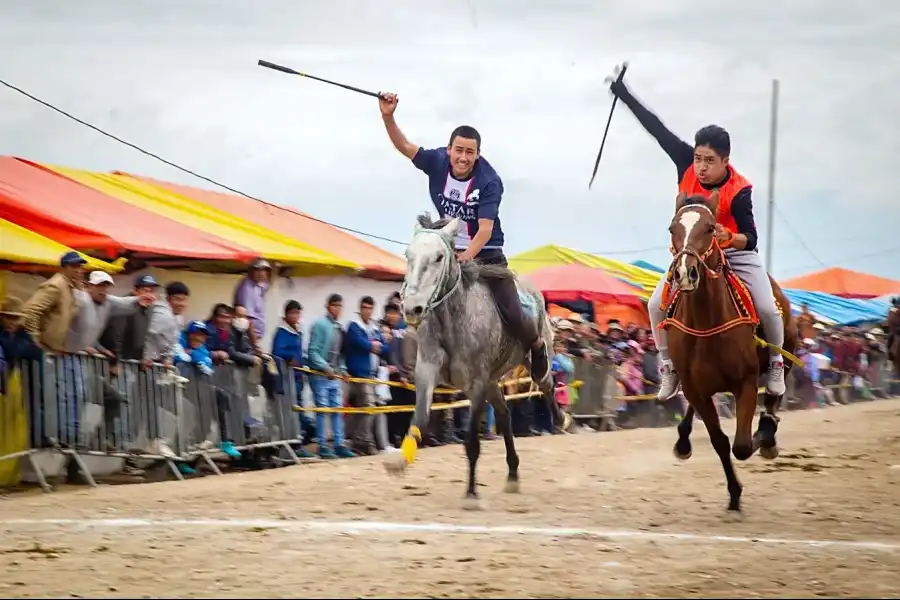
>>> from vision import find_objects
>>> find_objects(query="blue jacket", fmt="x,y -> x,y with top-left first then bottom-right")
0,328 -> 42,368
343,317 -> 386,378
177,330 -> 214,375
307,315 -> 345,375
271,321 -> 304,391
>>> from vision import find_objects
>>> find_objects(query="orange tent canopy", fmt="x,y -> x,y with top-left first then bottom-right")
0,158 -> 257,262
781,267 -> 900,299
525,264 -> 644,308
547,302 -> 649,330
120,173 -> 406,279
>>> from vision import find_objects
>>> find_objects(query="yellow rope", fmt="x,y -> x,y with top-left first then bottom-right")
293,365 -> 583,394
754,336 -> 804,367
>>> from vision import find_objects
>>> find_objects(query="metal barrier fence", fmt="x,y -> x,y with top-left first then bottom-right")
2,351 -> 897,491
567,356 -> 900,427
0,353 -> 303,490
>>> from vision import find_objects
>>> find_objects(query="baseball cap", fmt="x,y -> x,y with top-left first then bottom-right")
250,258 -> 272,270
186,320 -> 209,334
60,251 -> 87,267
134,274 -> 159,288
88,271 -> 114,286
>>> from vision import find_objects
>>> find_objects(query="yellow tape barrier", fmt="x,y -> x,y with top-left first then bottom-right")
291,365 -> 582,414
290,364 -> 898,413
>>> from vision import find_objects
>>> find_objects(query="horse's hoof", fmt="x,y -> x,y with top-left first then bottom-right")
383,454 -> 408,476
504,479 -> 521,494
461,495 -> 483,511
673,442 -> 692,460
723,508 -> 744,522
759,444 -> 779,460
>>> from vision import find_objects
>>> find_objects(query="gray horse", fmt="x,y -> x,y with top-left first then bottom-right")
385,214 -> 572,507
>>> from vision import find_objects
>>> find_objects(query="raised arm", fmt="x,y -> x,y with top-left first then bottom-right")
379,93 -> 418,160
609,76 -> 695,181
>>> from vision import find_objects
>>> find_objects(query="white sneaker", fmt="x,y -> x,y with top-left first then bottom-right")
658,361 -> 681,400
766,359 -> 786,395
147,438 -> 177,459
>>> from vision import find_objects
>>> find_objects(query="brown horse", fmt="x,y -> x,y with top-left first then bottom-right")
888,304 -> 900,384
661,191 -> 797,512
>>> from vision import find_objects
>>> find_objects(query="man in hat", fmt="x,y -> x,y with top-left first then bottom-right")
21,251 -> 86,352
67,271 -> 151,354
233,258 -> 272,353
101,274 -> 161,369
0,296 -> 41,369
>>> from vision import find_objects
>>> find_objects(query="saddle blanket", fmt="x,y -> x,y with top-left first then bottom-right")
661,270 -> 783,338
516,284 -> 538,319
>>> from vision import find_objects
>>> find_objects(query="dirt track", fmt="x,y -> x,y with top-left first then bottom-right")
2,400 -> 900,598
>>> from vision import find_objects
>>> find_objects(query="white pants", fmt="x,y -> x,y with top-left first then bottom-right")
648,249 -> 784,362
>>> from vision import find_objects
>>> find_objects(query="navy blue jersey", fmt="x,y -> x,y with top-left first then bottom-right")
412,147 -> 505,252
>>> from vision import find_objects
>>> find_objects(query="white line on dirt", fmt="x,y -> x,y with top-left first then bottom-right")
1,518 -> 897,552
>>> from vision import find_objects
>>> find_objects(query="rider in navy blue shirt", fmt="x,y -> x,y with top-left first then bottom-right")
378,92 -> 549,382
409,146 -> 505,253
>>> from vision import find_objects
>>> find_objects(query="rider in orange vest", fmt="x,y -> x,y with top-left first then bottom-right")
609,72 -> 786,400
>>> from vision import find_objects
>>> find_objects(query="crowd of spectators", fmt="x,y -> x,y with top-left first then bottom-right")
0,252 -> 897,481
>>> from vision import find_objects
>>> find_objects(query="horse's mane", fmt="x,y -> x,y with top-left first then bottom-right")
415,213 -> 515,285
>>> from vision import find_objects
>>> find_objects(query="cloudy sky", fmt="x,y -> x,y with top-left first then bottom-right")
1,0 -> 898,279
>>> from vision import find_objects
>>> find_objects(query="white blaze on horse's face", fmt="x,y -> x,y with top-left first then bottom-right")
403,218 -> 460,325
670,203 -> 715,293
675,209 -> 702,291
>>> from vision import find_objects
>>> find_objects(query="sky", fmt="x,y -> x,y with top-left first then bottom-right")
1,0 -> 899,280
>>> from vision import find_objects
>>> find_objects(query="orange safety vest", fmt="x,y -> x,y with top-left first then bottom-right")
678,165 -> 753,233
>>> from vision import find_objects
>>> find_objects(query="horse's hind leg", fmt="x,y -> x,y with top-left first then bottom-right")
488,387 -> 520,493
673,404 -> 695,460
539,378 -> 572,433
692,395 -> 742,512
463,394 -> 488,510
755,392 -> 781,460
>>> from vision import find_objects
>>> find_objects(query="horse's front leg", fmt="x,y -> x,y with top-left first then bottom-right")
733,380 -> 760,461
462,384 -> 490,510
690,394 -> 742,513
673,404 -> 695,459
384,346 -> 446,475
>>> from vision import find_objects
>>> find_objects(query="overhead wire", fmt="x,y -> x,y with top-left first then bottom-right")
0,77 -> 407,246
2,76 -> 863,269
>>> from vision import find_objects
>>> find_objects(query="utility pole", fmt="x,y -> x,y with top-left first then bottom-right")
765,79 -> 779,273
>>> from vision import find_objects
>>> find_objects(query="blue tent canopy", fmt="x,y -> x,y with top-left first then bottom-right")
630,259 -> 665,274
783,289 -> 889,326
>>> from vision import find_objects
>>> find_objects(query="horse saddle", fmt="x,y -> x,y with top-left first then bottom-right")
661,269 -> 783,338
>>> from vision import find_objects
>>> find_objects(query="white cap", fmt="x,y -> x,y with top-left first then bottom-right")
88,271 -> 114,286
556,319 -> 574,331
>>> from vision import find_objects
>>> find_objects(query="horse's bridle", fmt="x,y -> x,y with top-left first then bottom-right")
400,229 -> 462,322
667,205 -> 725,286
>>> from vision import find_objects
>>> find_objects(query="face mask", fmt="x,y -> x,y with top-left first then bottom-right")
232,317 -> 250,332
